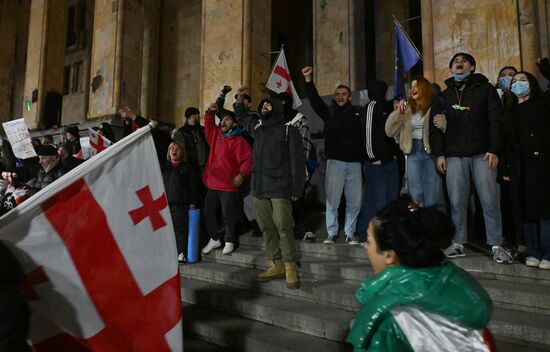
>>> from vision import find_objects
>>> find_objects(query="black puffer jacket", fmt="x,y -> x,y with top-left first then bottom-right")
430,73 -> 502,157
161,161 -> 200,206
305,81 -> 365,162
0,242 -> 30,351
172,124 -> 209,168
26,162 -> 68,191
235,98 -> 306,199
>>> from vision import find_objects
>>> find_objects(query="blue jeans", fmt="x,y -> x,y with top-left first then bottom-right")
407,140 -> 446,212
356,160 -> 399,242
522,220 -> 550,261
325,160 -> 362,237
446,155 -> 502,245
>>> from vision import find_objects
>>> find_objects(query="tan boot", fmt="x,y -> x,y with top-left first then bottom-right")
257,260 -> 285,282
284,262 -> 300,289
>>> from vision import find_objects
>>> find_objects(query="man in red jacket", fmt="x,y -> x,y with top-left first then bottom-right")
201,102 -> 253,255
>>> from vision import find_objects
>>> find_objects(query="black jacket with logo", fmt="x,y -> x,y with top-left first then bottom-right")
429,73 -> 502,157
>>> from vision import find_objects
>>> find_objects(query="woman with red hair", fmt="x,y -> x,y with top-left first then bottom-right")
386,77 -> 446,211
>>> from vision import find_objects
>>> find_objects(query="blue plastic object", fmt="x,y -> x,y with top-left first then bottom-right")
187,209 -> 200,263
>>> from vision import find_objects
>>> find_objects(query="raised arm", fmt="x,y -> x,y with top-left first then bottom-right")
234,85 -> 259,136
203,103 -> 219,145
302,66 -> 330,121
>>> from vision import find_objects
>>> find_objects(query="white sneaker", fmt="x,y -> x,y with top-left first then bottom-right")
526,256 -> 541,267
222,242 -> 235,255
178,253 -> 186,264
323,236 -> 336,244
539,259 -> 550,270
202,239 -> 222,254
444,243 -> 465,258
345,235 -> 360,246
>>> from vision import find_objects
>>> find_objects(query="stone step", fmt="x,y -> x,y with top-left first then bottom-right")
200,246 -> 550,315
237,233 -> 550,285
181,277 -> 355,342
182,303 -> 351,352
180,262 -> 550,348
184,336 -> 231,352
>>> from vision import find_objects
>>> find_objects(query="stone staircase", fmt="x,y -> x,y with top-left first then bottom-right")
180,233 -> 550,352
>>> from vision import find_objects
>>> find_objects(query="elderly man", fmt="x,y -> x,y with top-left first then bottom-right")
26,145 -> 69,191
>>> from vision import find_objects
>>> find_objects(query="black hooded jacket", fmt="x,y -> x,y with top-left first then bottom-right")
234,98 -> 306,199
305,81 -> 365,162
429,73 -> 502,157
361,80 -> 397,162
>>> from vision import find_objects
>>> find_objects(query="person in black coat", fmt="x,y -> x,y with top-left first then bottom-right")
506,70 -> 550,270
26,145 -> 69,192
172,107 -> 209,172
162,141 -> 200,263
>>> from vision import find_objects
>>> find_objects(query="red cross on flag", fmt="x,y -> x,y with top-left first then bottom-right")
89,127 -> 112,157
265,47 -> 302,109
0,126 -> 183,351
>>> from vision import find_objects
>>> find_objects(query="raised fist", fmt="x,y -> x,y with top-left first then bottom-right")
207,103 -> 218,114
302,66 -> 313,82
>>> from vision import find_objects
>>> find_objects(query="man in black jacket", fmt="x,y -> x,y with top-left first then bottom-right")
356,80 -> 399,244
234,86 -> 305,289
302,66 -> 364,245
172,107 -> 209,172
429,52 -> 512,264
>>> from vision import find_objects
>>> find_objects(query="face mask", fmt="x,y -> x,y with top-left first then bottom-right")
511,81 -> 530,98
452,71 -> 471,81
497,76 -> 513,91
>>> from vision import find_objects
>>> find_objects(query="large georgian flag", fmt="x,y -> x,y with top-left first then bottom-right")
265,47 -> 302,109
89,128 -> 112,157
0,126 -> 183,351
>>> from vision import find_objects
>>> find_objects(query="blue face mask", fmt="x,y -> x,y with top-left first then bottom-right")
497,76 -> 513,91
452,71 -> 471,81
511,81 -> 530,98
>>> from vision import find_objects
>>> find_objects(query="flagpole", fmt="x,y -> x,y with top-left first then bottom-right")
392,15 -> 422,60
267,45 -> 285,80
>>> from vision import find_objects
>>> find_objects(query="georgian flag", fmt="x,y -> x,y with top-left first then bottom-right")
0,127 -> 183,351
265,47 -> 302,109
89,128 -> 112,157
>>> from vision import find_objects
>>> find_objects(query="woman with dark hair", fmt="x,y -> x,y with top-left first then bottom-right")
386,77 -> 445,211
346,196 -> 494,351
496,66 -> 518,101
507,71 -> 550,269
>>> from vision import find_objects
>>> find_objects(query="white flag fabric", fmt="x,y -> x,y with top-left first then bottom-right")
265,48 -> 302,109
0,126 -> 183,351
88,128 -> 112,157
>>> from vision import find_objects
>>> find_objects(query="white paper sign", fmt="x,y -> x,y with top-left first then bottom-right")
2,118 -> 37,159
79,136 -> 91,160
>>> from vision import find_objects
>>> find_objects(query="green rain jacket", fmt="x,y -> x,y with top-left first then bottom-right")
346,261 -> 493,351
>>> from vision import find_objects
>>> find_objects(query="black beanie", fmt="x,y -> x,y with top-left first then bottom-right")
449,53 -> 476,71
67,125 -> 80,139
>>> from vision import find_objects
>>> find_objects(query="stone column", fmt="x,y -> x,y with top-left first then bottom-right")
88,0 -> 144,120
140,0 -> 160,119
421,0 -> 435,83
518,0 -> 542,78
0,0 -> 18,123
200,0 -> 270,112
349,0 -> 366,91
312,0 -> 351,96
22,0 -> 67,129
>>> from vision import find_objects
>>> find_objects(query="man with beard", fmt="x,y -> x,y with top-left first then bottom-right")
234,86 -> 305,289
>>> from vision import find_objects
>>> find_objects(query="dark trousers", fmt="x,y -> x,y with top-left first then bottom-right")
170,203 -> 189,255
204,189 -> 239,243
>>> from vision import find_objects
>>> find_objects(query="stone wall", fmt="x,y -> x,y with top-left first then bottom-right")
158,0 -> 202,124
0,0 -> 18,123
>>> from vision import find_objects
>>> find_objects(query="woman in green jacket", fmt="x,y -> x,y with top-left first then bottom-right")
346,196 -> 495,351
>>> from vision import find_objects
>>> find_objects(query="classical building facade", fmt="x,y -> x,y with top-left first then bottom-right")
0,0 -> 548,129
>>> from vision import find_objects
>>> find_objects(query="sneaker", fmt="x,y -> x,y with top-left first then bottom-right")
492,246 -> 513,264
345,235 -> 360,246
444,243 -> 465,258
222,242 -> 235,255
323,236 -> 336,244
526,256 -> 541,267
303,231 -> 317,243
202,239 -> 222,254
178,253 -> 186,264
539,259 -> 550,270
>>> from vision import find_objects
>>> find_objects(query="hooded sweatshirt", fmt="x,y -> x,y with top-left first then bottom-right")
346,261 -> 493,352
202,111 -> 253,192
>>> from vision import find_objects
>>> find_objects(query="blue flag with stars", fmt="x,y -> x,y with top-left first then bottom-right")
393,22 -> 421,98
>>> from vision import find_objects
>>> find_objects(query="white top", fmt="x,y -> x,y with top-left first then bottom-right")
411,112 -> 424,140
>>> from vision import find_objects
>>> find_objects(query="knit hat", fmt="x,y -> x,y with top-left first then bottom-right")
185,107 -> 200,119
35,144 -> 58,156
449,53 -> 476,71
66,125 -> 80,139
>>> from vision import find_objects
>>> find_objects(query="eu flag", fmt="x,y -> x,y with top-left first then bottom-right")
393,21 -> 421,98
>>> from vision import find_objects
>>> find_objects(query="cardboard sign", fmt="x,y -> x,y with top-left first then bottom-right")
2,118 -> 37,159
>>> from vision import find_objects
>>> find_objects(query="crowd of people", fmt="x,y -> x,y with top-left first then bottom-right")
1,51 -> 550,290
